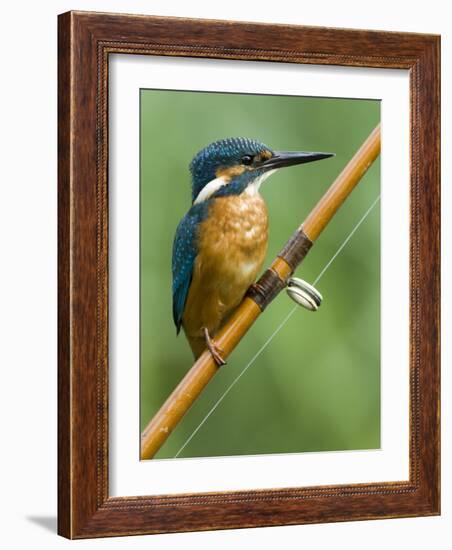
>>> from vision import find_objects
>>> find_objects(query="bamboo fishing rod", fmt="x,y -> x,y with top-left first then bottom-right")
141,124 -> 381,460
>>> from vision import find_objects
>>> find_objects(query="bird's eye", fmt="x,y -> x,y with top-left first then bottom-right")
241,155 -> 253,165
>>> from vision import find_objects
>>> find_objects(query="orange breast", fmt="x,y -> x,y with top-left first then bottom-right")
182,193 -> 268,357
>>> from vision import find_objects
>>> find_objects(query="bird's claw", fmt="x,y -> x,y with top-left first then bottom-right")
203,327 -> 227,366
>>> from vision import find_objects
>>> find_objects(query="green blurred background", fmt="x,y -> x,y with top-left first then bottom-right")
140,89 -> 380,459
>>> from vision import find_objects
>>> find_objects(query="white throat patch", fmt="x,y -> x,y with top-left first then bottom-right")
244,169 -> 276,196
193,169 -> 277,205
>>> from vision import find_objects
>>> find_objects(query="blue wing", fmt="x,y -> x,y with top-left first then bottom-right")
172,203 -> 208,333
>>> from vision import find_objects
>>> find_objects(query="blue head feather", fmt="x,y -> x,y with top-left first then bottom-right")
189,137 -> 272,202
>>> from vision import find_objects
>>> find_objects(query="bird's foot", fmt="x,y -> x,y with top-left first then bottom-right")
203,327 -> 227,366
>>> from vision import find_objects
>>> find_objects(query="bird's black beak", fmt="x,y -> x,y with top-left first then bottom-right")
261,150 -> 334,172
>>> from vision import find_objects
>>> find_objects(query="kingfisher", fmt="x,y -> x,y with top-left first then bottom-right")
172,137 -> 333,365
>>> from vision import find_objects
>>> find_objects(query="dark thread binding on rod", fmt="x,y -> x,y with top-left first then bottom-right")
246,268 -> 286,311
278,228 -> 313,271
246,229 -> 313,311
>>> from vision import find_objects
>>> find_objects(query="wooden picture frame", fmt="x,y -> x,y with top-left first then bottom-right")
58,10 -> 440,538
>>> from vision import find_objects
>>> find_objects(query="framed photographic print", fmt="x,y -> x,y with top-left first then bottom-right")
58,11 -> 440,538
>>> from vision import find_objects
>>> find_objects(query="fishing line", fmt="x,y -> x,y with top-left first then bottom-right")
174,194 -> 381,458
